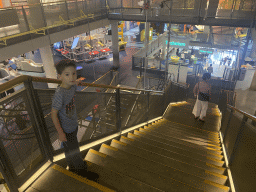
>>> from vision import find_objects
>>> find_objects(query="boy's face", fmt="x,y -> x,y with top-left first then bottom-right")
58,66 -> 77,88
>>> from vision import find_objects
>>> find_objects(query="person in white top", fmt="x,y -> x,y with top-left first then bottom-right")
192,73 -> 211,122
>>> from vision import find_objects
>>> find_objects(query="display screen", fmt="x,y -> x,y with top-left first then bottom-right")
71,37 -> 80,49
53,42 -> 61,49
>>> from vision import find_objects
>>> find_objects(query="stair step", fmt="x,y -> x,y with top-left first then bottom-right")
44,164 -> 111,192
144,124 -> 221,145
82,159 -> 163,192
86,149 -> 205,192
111,139 -> 226,179
150,122 -> 220,142
119,136 -> 226,174
128,132 -> 224,166
99,144 -> 228,190
138,128 -> 223,160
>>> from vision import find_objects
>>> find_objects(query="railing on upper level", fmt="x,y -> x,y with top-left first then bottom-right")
107,0 -> 256,27
0,73 -> 191,192
220,104 -> 256,192
0,0 -> 107,47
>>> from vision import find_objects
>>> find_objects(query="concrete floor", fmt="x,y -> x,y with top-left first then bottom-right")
20,26 -> 256,118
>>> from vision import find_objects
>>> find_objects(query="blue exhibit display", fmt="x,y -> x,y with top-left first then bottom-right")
53,42 -> 61,49
71,37 -> 80,49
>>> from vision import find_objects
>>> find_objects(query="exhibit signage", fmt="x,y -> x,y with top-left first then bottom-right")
165,37 -> 189,49
199,48 -> 214,54
166,40 -> 186,47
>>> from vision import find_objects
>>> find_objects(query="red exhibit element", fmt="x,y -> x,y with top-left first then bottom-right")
93,104 -> 99,113
89,51 -> 99,55
56,48 -> 64,52
61,50 -> 69,55
100,48 -> 111,52
96,89 -> 101,92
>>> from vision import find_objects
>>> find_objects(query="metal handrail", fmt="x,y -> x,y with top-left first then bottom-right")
81,70 -> 112,92
227,104 -> 256,122
0,75 -> 164,94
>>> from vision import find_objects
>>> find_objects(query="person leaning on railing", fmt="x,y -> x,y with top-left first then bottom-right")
192,73 -> 211,122
51,59 -> 99,181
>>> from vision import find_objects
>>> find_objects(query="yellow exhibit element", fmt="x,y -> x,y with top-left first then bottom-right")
140,29 -> 145,41
204,180 -> 229,191
98,41 -> 104,47
52,164 -> 115,192
102,144 -> 118,151
118,41 -> 127,51
90,149 -> 107,158
171,56 -> 180,63
140,27 -> 153,41
86,44 -> 92,48
149,27 -> 153,40
118,24 -> 124,41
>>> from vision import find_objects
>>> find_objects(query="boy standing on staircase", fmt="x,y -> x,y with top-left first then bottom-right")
51,59 -> 99,182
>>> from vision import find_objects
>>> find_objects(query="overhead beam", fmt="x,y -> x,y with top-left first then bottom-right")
108,13 -> 255,28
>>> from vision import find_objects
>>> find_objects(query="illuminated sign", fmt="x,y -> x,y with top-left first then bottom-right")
199,49 -> 213,54
166,40 -> 186,47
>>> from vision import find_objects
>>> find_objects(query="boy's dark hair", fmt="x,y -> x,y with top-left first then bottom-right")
210,64 -> 212,66
55,59 -> 76,75
202,73 -> 211,80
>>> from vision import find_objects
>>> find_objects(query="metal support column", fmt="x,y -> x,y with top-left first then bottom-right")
146,92 -> 150,123
165,23 -> 171,84
115,89 -> 121,134
24,78 -> 54,161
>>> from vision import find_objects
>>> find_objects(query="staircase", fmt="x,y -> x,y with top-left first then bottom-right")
26,99 -> 232,192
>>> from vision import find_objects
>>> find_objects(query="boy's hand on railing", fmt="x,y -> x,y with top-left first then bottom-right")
59,132 -> 67,142
76,77 -> 86,86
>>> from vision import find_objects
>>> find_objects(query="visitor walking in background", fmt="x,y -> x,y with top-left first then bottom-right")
192,73 -> 211,122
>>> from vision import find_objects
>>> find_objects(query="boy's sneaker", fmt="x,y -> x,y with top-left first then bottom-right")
79,170 -> 99,183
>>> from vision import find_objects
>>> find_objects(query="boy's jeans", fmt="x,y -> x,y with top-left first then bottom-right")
61,127 -> 87,172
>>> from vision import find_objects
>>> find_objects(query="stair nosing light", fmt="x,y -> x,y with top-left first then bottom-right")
121,136 -> 134,141
90,149 -> 107,158
204,179 -> 229,191
113,139 -> 127,146
128,132 -> 140,138
205,170 -> 227,179
102,144 -> 118,151
52,164 -> 114,192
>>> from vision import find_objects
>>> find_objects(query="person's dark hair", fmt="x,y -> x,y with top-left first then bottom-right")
210,64 -> 212,66
202,73 -> 211,81
55,59 -> 76,75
